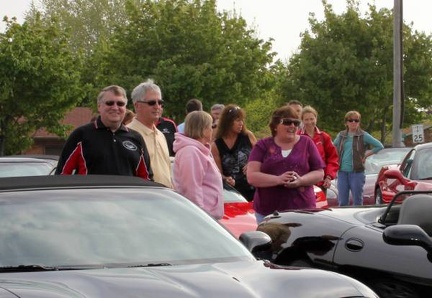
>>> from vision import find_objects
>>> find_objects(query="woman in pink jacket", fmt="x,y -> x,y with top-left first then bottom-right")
173,111 -> 224,219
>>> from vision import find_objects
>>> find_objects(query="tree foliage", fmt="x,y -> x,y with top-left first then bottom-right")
24,0 -> 276,123
25,0 -> 143,106
95,0 -> 275,121
280,0 -> 432,142
28,0 -> 140,56
5,0 -> 432,147
0,16 -> 83,155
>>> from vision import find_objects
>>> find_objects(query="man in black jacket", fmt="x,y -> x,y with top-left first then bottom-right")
55,85 -> 153,180
156,106 -> 177,157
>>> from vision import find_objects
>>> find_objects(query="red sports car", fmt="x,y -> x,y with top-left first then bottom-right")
375,142 -> 432,204
220,183 -> 256,238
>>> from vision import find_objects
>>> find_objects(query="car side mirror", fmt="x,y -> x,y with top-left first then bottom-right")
383,225 -> 432,261
239,231 -> 272,255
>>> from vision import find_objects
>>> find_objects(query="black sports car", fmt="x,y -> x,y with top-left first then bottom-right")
257,190 -> 432,298
0,175 -> 377,298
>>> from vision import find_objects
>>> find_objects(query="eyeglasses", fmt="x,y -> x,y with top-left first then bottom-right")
104,100 -> 126,107
280,118 -> 301,127
137,100 -> 164,107
347,119 -> 360,123
228,106 -> 240,113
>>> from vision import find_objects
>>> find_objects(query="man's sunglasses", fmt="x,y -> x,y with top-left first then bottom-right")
347,119 -> 360,123
137,100 -> 164,107
104,100 -> 126,107
280,118 -> 301,127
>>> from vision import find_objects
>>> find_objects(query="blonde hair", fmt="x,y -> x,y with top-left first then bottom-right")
344,111 -> 361,121
184,111 -> 213,139
123,109 -> 136,125
301,105 -> 318,120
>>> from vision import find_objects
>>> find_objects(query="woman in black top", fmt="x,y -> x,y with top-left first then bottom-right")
211,105 -> 257,201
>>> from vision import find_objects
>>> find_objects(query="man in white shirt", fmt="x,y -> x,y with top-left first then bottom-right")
127,79 -> 173,188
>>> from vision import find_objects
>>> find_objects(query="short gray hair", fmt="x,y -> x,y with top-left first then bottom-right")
131,79 -> 162,103
97,85 -> 127,104
184,111 -> 213,139
211,103 -> 225,111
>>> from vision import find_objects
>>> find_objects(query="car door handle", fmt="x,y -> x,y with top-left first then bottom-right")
345,238 -> 364,251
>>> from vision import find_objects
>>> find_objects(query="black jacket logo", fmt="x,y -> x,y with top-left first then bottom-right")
123,141 -> 138,151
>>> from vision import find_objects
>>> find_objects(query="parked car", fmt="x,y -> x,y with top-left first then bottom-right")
257,190 -> 432,298
220,182 -> 256,238
313,185 -> 328,208
0,175 -> 377,297
375,143 -> 432,204
329,147 -> 411,206
0,155 -> 58,177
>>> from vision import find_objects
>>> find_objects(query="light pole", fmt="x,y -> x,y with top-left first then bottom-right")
392,0 -> 404,147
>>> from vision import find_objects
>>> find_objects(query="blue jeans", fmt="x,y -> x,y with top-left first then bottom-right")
337,171 -> 365,206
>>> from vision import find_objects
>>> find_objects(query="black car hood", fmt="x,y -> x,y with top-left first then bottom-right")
0,261 -> 374,297
312,206 -> 384,226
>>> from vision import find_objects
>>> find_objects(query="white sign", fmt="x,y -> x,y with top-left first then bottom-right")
412,124 -> 424,143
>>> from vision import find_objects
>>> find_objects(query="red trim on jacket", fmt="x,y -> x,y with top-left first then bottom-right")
59,142 -> 88,175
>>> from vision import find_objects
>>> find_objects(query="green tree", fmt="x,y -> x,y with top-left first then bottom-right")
25,0 -> 143,106
279,0 -> 432,142
0,16 -> 83,155
27,0 -> 140,57
96,0 -> 275,121
245,60 -> 288,137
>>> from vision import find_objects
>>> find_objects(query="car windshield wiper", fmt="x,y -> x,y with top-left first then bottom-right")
0,265 -> 59,272
0,263 -> 173,272
127,263 -> 172,268
0,264 -> 102,272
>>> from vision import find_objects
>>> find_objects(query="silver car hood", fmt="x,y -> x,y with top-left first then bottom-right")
0,261 -> 376,297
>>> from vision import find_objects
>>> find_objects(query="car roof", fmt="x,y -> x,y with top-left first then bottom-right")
0,157 -> 54,163
0,175 -> 164,191
5,154 -> 59,160
414,142 -> 432,150
379,147 -> 411,152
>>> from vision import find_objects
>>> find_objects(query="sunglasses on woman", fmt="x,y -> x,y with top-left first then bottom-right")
347,119 -> 360,123
280,118 -> 301,127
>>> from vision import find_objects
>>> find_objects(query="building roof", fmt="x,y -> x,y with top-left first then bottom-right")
402,123 -> 432,137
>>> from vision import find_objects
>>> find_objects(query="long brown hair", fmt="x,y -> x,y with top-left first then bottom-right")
214,104 -> 247,139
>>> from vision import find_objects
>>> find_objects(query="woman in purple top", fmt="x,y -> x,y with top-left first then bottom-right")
247,105 -> 325,224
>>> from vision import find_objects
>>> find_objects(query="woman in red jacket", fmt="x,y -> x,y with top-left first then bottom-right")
299,105 -> 339,193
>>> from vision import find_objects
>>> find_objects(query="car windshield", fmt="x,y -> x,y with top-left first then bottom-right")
364,148 -> 410,175
411,147 -> 432,180
0,161 -> 54,177
0,188 -> 253,268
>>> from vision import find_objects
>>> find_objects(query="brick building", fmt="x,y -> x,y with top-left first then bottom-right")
25,107 -> 94,155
